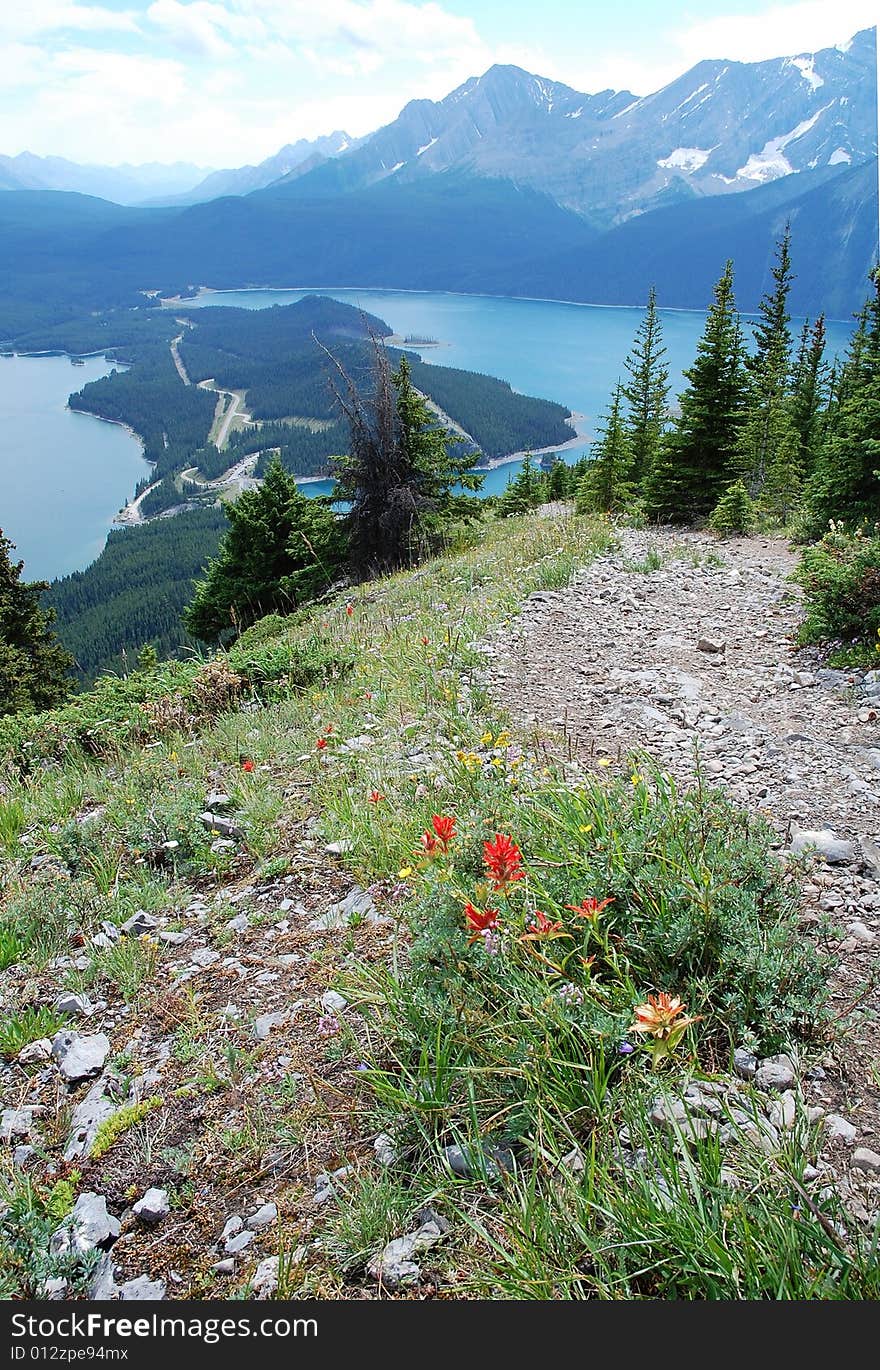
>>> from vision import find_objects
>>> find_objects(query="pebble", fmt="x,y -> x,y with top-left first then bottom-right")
789,829 -> 856,865
251,1256 -> 281,1298
132,1188 -> 170,1225
824,1114 -> 857,1144
374,1132 -> 398,1166
55,992 -> 93,1017
51,1031 -> 110,1084
50,1192 -> 120,1257
17,1038 -> 53,1065
119,1276 -> 166,1300
246,1202 -> 277,1230
754,1062 -> 795,1092
225,1229 -> 255,1255
119,910 -> 158,936
320,990 -> 348,1013
852,1147 -> 880,1173
733,1048 -> 757,1080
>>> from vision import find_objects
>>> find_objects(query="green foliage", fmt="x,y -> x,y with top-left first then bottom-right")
794,526 -> 880,656
575,386 -> 632,513
738,226 -> 795,495
0,927 -> 23,969
709,480 -> 757,536
90,1096 -> 163,1159
0,531 -> 74,717
497,454 -> 547,517
185,456 -> 345,643
332,348 -> 484,574
0,1005 -> 66,1059
621,285 -> 669,481
643,261 -> 747,522
46,506 -> 227,683
407,358 -> 572,460
805,268 -> 880,531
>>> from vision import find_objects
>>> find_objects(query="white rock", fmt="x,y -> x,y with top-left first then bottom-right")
321,990 -> 348,1013
52,1032 -> 110,1084
824,1114 -> 857,1144
132,1188 -> 170,1225
852,1147 -> 880,1173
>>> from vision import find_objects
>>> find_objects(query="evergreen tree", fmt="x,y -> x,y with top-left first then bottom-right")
185,456 -> 344,643
738,226 -> 795,494
760,420 -> 803,525
709,480 -> 757,536
329,342 -> 483,573
789,315 -> 829,473
643,261 -> 747,522
545,456 -> 570,500
497,454 -> 547,516
576,386 -> 632,513
622,286 -> 669,482
806,269 -> 880,531
0,530 -> 75,717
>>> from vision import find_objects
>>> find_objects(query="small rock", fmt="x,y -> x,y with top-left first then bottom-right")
254,1011 -> 286,1041
374,1132 -> 397,1167
221,1215 -> 243,1239
225,1229 -> 255,1255
768,1090 -> 796,1130
251,1256 -> 280,1298
697,637 -> 726,654
368,1218 -> 446,1287
789,829 -> 856,865
847,920 -> 876,944
17,1038 -> 53,1065
1,1107 -> 39,1142
227,913 -> 250,933
754,1062 -> 795,1092
190,947 -> 221,968
51,1192 -> 120,1257
119,1276 -> 165,1300
733,1048 -> 757,1080
39,1277 -> 70,1300
200,812 -> 243,839
852,1147 -> 880,1173
308,886 -> 385,931
119,910 -> 158,936
213,1259 -> 236,1276
52,1032 -> 110,1085
442,1142 -> 513,1179
650,1096 -> 689,1128
324,840 -> 354,855
321,990 -> 348,1013
246,1202 -> 277,1231
64,1077 -> 117,1160
205,792 -> 232,809
89,1254 -> 119,1300
55,992 -> 93,1017
824,1114 -> 857,1144
132,1188 -> 170,1226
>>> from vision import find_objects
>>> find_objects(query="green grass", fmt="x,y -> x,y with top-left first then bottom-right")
0,1006 -> 66,1060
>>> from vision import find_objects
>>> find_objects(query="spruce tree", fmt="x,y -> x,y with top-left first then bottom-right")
329,343 -> 483,572
806,269 -> 880,530
709,480 -> 757,536
789,315 -> 829,473
642,261 -> 746,522
760,420 -> 803,525
622,286 -> 669,482
185,455 -> 344,643
576,386 -> 632,513
497,454 -> 546,516
0,531 -> 75,717
738,226 -> 795,494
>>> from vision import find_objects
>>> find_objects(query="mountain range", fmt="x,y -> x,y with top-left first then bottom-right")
0,27 -> 876,327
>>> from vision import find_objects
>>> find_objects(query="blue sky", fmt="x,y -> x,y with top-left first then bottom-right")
2,0 -> 876,167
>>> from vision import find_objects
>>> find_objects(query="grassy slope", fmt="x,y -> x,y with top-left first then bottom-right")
1,511 -> 874,1299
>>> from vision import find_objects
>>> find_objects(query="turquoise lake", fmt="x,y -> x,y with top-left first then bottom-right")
0,291 -> 856,580
0,353 -> 150,582
181,288 -> 856,501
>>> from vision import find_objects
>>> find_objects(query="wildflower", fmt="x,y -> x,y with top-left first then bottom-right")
346,603 -> 354,616
368,791 -> 385,804
398,866 -> 413,879
494,731 -> 510,748
481,929 -> 501,957
566,896 -> 614,921
483,833 -> 525,892
430,814 -> 456,851
169,750 -> 178,763
578,824 -> 594,834
241,758 -> 255,772
520,910 -> 570,941
630,992 -> 701,1069
315,737 -> 328,751
317,1014 -> 339,1038
631,773 -> 643,786
464,901 -> 500,944
480,730 -> 494,746
597,759 -> 612,768
418,831 -> 440,857
557,983 -> 584,1006
421,636 -> 429,646
618,1041 -> 635,1055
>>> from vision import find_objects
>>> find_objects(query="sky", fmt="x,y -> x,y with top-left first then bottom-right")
2,0 -> 877,168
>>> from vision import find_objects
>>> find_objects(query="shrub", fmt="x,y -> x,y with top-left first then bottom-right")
709,480 -> 756,536
0,1006 -> 66,1059
794,526 -> 880,658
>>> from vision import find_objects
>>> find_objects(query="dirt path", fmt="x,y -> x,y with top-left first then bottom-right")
489,523 -> 880,1188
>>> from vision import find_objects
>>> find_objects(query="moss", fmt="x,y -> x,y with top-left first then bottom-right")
90,1096 -> 163,1159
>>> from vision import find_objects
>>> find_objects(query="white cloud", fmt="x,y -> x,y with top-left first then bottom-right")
0,3 -> 140,40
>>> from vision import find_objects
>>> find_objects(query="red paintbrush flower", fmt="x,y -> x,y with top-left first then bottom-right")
241,758 -> 255,772
520,909 -> 570,941
368,791 -> 385,804
565,896 -> 614,921
464,901 -> 500,944
431,815 -> 456,850
418,831 -> 440,856
483,833 -> 525,891
346,603 -> 354,616
315,737 -> 328,751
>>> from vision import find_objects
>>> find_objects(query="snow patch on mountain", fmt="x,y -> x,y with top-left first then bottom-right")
788,55 -> 824,90
735,105 -> 832,182
657,146 -> 714,172
417,138 -> 438,157
828,147 -> 852,165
